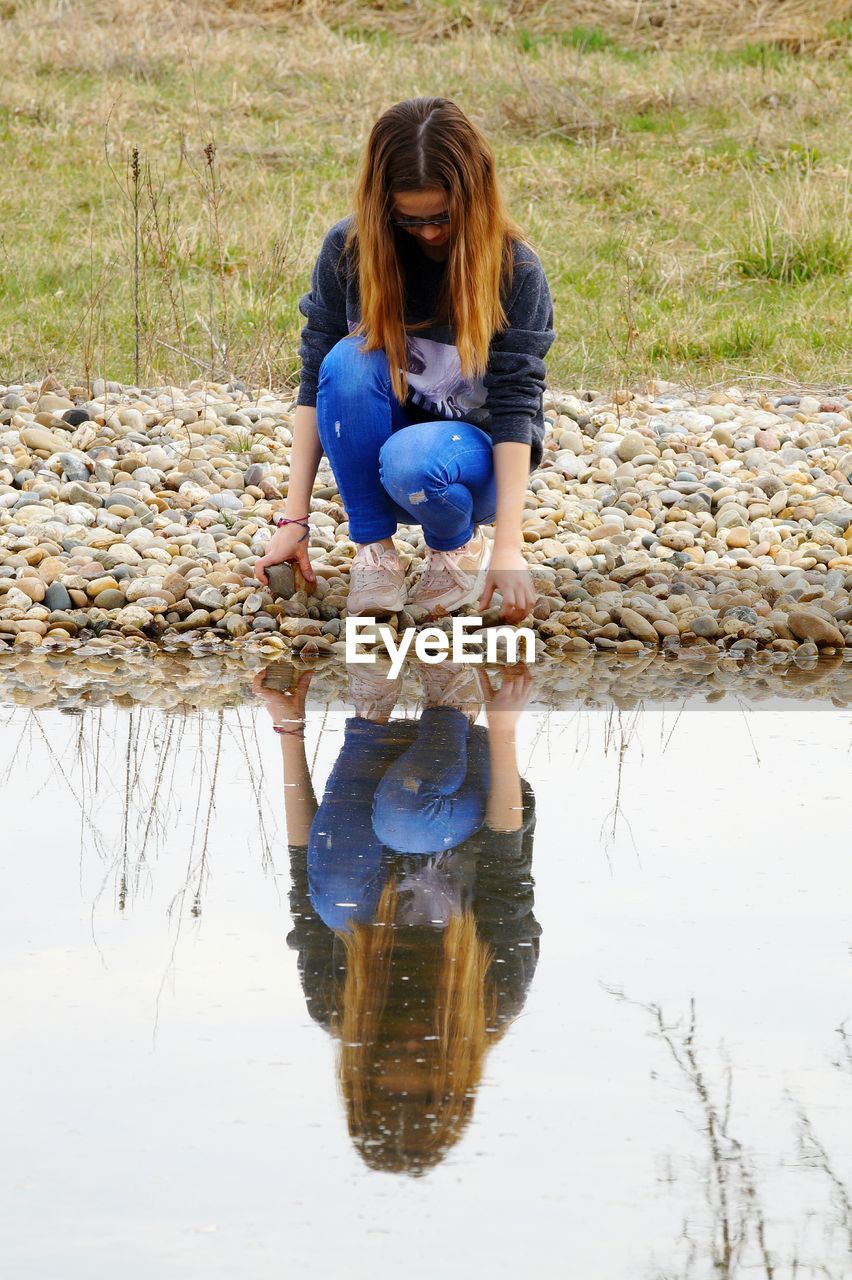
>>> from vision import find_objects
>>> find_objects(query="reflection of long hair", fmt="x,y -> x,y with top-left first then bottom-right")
333,878 -> 508,1175
346,96 -> 534,406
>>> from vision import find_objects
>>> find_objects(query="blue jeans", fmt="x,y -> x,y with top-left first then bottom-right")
315,334 -> 497,552
307,710 -> 489,931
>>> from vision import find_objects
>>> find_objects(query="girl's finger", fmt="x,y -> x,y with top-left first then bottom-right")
500,585 -> 521,623
298,546 -> 316,583
476,667 -> 495,700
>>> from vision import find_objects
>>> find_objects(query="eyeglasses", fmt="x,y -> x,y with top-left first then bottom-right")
390,213 -> 451,229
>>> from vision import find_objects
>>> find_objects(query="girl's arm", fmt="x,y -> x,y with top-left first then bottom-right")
252,669 -> 318,845
257,220 -> 349,586
476,250 -> 555,624
478,440 -> 536,623
279,725 -> 319,848
483,667 -> 533,831
286,403 -> 324,516
254,403 -> 322,586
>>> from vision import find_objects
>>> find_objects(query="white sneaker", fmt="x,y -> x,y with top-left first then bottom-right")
411,527 -> 491,616
346,542 -> 407,617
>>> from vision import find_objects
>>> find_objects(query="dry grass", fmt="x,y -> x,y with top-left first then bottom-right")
219,0 -> 852,52
0,0 -> 849,392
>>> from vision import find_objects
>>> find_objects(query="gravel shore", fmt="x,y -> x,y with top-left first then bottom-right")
1,375 -> 851,664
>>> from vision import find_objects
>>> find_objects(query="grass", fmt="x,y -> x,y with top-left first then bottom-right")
735,226 -> 851,283
733,167 -> 852,285
0,0 -> 849,394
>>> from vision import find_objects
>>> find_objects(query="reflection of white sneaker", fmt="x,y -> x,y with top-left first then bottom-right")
348,660 -> 401,722
419,662 -> 486,721
411,527 -> 491,616
346,542 -> 407,616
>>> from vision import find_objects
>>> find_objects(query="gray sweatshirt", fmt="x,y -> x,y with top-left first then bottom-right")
295,214 -> 556,470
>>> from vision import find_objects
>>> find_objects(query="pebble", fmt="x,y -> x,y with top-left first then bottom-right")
787,609 -> 845,647
0,377 -> 849,665
691,614 -> 719,638
44,583 -> 73,611
619,607 -> 659,643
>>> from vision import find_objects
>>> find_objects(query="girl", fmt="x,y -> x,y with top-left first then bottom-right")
255,96 -> 556,623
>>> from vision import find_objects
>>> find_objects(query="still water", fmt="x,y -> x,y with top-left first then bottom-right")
1,652 -> 852,1278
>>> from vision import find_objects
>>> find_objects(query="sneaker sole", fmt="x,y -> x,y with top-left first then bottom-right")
346,587 -> 408,617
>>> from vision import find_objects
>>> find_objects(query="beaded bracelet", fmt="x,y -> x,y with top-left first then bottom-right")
273,725 -> 305,736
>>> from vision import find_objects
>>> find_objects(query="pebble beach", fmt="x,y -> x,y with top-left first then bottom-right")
2,375 -> 852,666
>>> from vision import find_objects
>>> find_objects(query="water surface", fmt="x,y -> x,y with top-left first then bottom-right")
2,654 -> 851,1278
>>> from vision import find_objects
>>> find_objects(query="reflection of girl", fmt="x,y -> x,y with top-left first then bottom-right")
254,664 -> 540,1175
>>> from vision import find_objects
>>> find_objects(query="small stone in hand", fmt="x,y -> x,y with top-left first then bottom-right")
266,562 -> 296,601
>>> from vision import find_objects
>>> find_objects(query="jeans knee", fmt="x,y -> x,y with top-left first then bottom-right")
379,434 -> 435,503
318,334 -> 389,397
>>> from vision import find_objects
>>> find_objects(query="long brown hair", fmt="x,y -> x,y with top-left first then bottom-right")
334,878 -> 508,1175
345,96 -> 534,405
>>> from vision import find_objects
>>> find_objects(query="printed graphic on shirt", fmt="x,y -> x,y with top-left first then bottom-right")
403,336 -> 487,420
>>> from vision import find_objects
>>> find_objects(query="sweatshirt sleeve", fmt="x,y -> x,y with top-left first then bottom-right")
295,222 -> 351,409
473,778 -> 541,1030
483,250 -> 556,449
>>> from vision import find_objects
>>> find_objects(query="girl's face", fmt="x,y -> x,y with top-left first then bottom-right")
391,188 -> 451,258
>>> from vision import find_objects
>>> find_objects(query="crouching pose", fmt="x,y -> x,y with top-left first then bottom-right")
255,95 -> 556,624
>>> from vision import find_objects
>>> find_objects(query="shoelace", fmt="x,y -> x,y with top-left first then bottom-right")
421,664 -> 480,706
352,543 -> 401,579
420,545 -> 473,592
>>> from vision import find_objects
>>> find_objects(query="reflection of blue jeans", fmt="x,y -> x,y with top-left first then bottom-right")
307,709 -> 489,931
315,334 -> 496,551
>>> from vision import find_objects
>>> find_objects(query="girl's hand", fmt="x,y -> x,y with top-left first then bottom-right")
252,665 -> 313,726
254,521 -> 316,588
478,545 -> 536,624
481,664 -> 534,725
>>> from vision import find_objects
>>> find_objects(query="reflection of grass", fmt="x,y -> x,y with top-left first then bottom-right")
1,703 -> 280,923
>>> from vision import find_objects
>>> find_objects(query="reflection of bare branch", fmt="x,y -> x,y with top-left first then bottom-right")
166,710 -> 224,921
732,692 -> 762,768
0,702 -> 281,929
793,1021 -> 852,1260
29,712 -> 110,860
610,990 -> 775,1279
135,718 -> 177,887
831,1020 -> 852,1077
522,701 -> 554,775
796,1110 -> 852,1256
660,695 -> 689,754
599,705 -> 642,865
192,709 -> 224,915
228,708 -> 277,878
